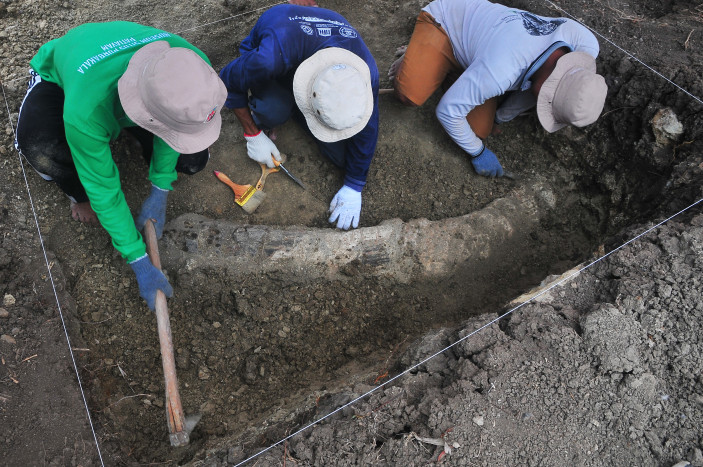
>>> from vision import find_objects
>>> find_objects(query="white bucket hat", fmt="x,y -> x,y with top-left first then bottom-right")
293,47 -> 373,143
536,51 -> 607,133
118,41 -> 227,154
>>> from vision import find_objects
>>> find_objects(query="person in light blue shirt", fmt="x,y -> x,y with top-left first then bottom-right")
390,0 -> 607,178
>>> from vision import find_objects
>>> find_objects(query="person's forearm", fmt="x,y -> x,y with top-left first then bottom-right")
233,107 -> 260,135
343,110 -> 379,188
66,126 -> 145,261
437,112 -> 484,155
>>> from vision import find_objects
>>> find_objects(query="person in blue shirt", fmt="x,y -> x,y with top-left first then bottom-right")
219,4 -> 379,230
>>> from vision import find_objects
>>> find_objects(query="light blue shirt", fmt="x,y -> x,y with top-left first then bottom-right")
423,0 -> 599,154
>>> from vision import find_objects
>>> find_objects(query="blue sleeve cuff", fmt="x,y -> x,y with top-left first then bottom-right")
343,176 -> 365,192
225,94 -> 248,109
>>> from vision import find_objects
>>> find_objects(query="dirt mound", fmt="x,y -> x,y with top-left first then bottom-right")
220,213 -> 703,467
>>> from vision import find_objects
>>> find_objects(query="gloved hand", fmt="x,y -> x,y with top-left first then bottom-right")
135,184 -> 169,239
328,185 -> 362,230
244,131 -> 281,168
129,254 -> 174,311
470,146 -> 504,178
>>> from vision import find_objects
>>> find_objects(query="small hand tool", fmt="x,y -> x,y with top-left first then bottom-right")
255,162 -> 281,191
143,219 -> 201,446
272,154 -> 306,190
214,171 -> 268,214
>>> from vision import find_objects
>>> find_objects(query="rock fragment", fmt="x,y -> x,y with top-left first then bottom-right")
651,107 -> 683,147
1,334 -> 16,345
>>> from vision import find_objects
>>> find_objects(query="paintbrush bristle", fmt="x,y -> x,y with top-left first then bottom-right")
239,189 -> 267,214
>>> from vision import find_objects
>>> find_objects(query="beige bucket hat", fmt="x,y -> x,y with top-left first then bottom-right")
536,51 -> 607,133
118,41 -> 227,154
293,47 -> 373,143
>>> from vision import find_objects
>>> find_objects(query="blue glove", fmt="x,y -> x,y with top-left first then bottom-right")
328,185 -> 362,230
129,254 -> 173,311
135,184 -> 169,239
470,146 -> 504,178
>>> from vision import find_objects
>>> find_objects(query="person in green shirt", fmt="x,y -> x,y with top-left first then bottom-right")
14,22 -> 227,310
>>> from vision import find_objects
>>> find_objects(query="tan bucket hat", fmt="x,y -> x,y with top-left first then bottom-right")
118,41 -> 227,154
293,47 -> 373,143
536,51 -> 607,133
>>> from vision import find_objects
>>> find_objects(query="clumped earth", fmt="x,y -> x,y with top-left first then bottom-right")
219,212 -> 703,467
1,0 -> 702,466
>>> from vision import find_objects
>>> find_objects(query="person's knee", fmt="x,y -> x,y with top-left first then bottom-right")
249,82 -> 296,129
318,140 -> 346,168
16,80 -> 72,177
392,79 -> 419,107
18,139 -> 69,178
176,149 -> 209,175
395,88 -> 419,107
250,97 -> 294,129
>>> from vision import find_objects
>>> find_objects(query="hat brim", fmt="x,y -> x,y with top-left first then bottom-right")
293,48 -> 373,143
536,51 -> 596,133
118,41 -> 223,154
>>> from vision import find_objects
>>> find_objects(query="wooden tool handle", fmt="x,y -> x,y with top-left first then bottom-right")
256,163 -> 280,191
143,220 -> 190,447
214,171 -> 253,200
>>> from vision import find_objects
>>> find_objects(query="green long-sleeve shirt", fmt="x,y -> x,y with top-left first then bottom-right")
30,21 -> 210,261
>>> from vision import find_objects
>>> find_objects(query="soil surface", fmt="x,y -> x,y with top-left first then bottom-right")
1,0 -> 703,466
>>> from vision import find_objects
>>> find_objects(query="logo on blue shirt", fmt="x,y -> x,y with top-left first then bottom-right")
519,12 -> 566,36
339,27 -> 358,38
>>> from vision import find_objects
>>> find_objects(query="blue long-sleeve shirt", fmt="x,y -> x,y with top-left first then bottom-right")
219,5 -> 379,190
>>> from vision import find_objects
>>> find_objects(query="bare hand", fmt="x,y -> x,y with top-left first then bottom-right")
70,200 -> 99,225
288,0 -> 318,6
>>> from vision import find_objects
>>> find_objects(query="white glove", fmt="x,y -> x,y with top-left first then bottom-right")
328,185 -> 362,230
244,131 -> 281,168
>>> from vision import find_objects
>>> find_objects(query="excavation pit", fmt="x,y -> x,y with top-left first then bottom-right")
1,0 -> 703,465
62,59 -> 692,464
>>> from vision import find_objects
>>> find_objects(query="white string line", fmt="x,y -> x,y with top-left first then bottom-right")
175,1 -> 286,35
233,4 -> 703,462
543,0 -> 703,107
0,1 -> 287,88
2,0 -> 701,110
234,196 -> 703,467
187,0 -> 703,462
0,3 -> 287,462
0,83 -> 105,467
